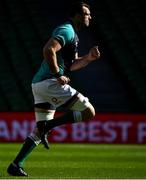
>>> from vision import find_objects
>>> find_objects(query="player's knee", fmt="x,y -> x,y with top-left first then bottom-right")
81,104 -> 95,121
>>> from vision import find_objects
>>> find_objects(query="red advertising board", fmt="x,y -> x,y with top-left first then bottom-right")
0,112 -> 146,144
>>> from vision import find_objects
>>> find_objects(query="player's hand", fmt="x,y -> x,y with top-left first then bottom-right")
57,76 -> 70,85
88,46 -> 100,61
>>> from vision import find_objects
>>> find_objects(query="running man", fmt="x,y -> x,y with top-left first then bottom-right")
7,1 -> 100,176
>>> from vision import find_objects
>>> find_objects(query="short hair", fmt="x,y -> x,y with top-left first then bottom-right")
69,1 -> 90,17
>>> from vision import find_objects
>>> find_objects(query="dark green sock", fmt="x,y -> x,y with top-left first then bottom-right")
47,111 -> 75,130
13,137 -> 36,167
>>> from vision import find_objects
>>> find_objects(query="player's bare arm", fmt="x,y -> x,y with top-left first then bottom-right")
43,38 -> 70,85
43,37 -> 61,74
70,46 -> 100,71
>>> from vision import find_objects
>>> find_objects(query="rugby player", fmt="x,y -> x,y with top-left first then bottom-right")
7,2 -> 100,176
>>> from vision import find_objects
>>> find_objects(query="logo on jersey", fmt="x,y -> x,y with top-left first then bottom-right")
51,97 -> 62,105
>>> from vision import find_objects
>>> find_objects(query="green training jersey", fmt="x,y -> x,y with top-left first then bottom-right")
32,20 -> 79,83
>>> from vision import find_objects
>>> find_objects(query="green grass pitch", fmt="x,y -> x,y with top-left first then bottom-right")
0,143 -> 146,179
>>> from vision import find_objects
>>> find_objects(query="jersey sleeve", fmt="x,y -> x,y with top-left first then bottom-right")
52,25 -> 74,47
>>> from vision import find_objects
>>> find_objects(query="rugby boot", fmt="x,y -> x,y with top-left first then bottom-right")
7,163 -> 28,176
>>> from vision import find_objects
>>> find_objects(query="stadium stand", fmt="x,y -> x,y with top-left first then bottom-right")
91,0 -> 146,112
0,0 -> 145,112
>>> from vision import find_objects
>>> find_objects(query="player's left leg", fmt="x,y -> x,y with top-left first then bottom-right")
7,104 -> 55,176
7,130 -> 39,176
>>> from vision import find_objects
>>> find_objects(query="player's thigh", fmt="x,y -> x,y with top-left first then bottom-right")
32,79 -> 77,108
70,93 -> 95,121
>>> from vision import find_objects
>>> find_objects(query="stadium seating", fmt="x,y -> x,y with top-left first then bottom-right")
91,0 -> 146,111
0,0 -> 145,112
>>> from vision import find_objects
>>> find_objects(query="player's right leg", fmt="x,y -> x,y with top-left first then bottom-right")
36,93 -> 96,148
35,79 -> 96,148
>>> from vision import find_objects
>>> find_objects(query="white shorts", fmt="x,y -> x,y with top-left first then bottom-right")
31,78 -> 90,111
